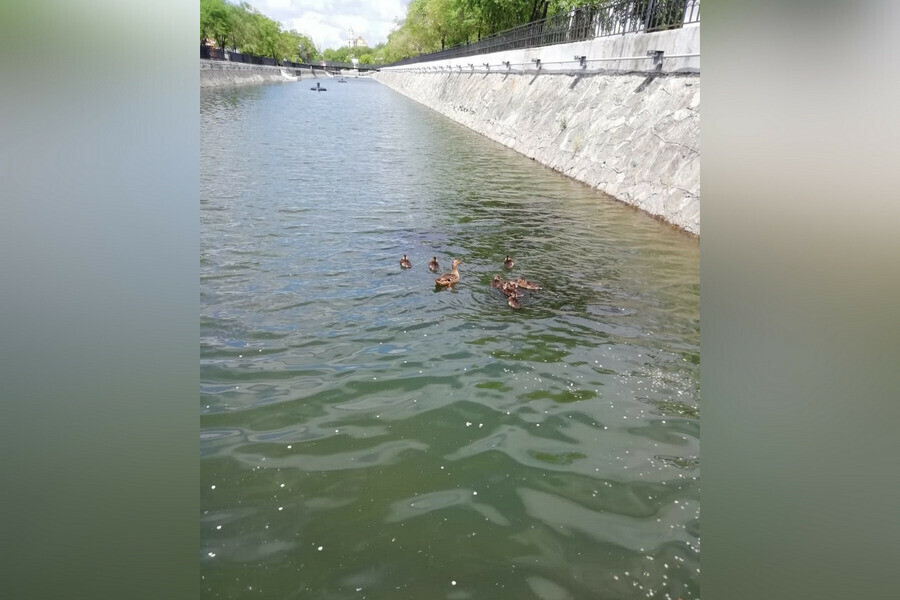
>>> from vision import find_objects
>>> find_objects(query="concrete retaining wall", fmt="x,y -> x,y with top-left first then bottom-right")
200,59 -> 323,88
376,27 -> 699,235
387,25 -> 699,75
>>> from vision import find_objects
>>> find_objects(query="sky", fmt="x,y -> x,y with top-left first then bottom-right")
246,0 -> 412,51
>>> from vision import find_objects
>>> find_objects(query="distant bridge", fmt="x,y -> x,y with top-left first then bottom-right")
200,46 -> 379,74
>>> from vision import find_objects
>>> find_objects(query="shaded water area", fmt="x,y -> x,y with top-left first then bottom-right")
201,78 -> 699,599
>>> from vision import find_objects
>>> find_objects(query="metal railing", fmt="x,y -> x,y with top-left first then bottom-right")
387,0 -> 699,68
201,45 -> 379,72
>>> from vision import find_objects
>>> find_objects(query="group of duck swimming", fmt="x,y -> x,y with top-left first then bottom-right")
399,254 -> 541,309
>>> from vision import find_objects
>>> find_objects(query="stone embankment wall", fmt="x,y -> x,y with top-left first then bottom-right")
201,59 -> 323,88
375,27 -> 700,235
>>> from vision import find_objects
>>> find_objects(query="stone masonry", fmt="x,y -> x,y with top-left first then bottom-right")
375,70 -> 700,235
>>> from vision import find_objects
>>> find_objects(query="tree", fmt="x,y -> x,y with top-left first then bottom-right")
227,2 -> 255,51
296,32 -> 320,61
200,0 -> 232,48
376,0 -> 595,63
199,0 -> 319,61
323,46 -> 352,63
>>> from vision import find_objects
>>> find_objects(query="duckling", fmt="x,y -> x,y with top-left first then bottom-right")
428,256 -> 440,272
507,295 -> 521,309
500,281 -> 522,298
504,255 -> 514,269
490,274 -> 505,289
400,254 -> 412,269
515,277 -> 542,290
434,259 -> 462,287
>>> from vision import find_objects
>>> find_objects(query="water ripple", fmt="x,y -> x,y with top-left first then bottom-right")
201,79 -> 699,599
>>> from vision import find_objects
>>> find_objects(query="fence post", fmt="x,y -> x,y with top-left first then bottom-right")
643,0 -> 657,32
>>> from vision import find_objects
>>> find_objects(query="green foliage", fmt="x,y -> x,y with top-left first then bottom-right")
201,0 -> 232,49
201,0 -> 599,66
322,46 -> 355,63
323,45 -> 382,65
374,0 -> 589,64
200,0 -> 320,62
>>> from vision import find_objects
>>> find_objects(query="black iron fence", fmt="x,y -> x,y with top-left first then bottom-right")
387,0 -> 699,68
201,45 -> 379,72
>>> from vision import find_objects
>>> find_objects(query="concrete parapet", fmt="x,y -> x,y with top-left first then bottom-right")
383,27 -> 699,76
200,59 -> 323,88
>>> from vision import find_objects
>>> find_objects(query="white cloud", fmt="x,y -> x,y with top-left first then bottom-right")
289,12 -> 344,51
248,0 -> 411,50
263,0 -> 296,10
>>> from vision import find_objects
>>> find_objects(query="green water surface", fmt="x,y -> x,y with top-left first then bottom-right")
201,78 -> 699,599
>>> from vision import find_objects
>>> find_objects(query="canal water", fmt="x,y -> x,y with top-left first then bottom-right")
201,78 -> 699,599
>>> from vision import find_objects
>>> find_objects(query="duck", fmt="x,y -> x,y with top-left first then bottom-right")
435,259 -> 462,287
504,255 -> 514,269
501,281 -> 522,298
428,256 -> 440,272
515,277 -> 542,290
400,254 -> 412,269
491,275 -> 521,296
491,275 -> 523,308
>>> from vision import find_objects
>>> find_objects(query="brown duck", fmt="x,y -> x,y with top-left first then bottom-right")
492,275 -> 523,308
400,254 -> 412,269
492,274 -> 521,297
515,277 -> 541,290
428,256 -> 440,272
504,255 -> 514,269
435,259 -> 462,287
501,281 -> 522,298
